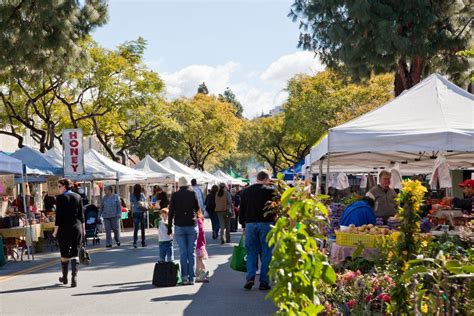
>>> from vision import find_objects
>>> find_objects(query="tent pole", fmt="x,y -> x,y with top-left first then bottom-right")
22,164 -> 32,261
318,159 -> 323,195
325,135 -> 330,194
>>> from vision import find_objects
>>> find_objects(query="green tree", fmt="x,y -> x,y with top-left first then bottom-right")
197,82 -> 209,95
0,0 -> 108,78
284,71 -> 393,153
219,87 -> 244,118
168,94 -> 242,170
0,71 -> 66,152
289,0 -> 473,95
238,115 -> 287,175
130,122 -> 188,163
83,38 -> 167,163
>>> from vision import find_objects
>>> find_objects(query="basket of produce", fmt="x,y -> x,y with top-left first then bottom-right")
336,224 -> 392,248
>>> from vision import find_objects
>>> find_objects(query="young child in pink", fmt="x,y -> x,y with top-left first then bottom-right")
195,209 -> 209,282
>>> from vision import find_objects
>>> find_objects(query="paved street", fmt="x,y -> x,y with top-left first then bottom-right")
0,223 -> 276,316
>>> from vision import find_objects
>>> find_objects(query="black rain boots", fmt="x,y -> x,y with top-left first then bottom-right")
70,259 -> 78,287
59,261 -> 68,284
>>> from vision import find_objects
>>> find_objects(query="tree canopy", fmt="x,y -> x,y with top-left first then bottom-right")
289,0 -> 473,95
219,87 -> 244,118
238,71 -> 394,174
0,0 -> 108,77
197,82 -> 209,95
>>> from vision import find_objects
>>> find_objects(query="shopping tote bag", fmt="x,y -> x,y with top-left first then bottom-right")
230,236 -> 247,272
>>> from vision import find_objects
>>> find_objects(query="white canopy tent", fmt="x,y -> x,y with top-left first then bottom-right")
87,149 -> 147,184
159,157 -> 207,183
202,171 -> 221,185
213,170 -> 246,186
44,148 -> 117,181
134,155 -> 180,184
308,74 -> 474,181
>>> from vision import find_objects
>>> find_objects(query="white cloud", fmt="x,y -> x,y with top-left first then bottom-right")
161,51 -> 325,118
260,51 -> 325,86
163,62 -> 239,98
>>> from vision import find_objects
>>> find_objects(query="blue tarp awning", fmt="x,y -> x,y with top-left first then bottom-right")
11,146 -> 63,176
280,159 -> 305,181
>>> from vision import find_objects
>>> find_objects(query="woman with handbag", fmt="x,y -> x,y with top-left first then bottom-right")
52,178 -> 85,287
130,184 -> 147,248
215,183 -> 233,244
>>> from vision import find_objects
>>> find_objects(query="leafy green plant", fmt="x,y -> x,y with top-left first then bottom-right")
267,177 -> 336,315
390,180 -> 427,314
400,254 -> 473,315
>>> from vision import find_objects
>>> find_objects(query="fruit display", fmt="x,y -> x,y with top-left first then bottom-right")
344,224 -> 391,235
376,217 -> 384,226
387,215 -> 402,230
328,203 -> 345,236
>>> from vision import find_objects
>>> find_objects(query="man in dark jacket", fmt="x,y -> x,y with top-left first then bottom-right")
168,176 -> 200,285
239,170 -> 275,291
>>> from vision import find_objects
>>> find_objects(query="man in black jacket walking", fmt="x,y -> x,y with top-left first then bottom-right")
239,170 -> 275,291
168,176 -> 200,285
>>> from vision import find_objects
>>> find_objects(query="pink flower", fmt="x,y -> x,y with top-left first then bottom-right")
377,293 -> 391,302
365,294 -> 373,302
383,275 -> 394,285
347,299 -> 357,309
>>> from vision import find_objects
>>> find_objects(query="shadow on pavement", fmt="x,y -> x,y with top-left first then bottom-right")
150,232 -> 276,316
72,281 -> 154,296
0,284 -> 65,294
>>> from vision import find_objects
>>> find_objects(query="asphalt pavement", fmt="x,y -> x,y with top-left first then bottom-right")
0,222 -> 276,316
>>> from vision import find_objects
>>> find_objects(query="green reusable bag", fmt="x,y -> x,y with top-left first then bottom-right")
230,236 -> 247,272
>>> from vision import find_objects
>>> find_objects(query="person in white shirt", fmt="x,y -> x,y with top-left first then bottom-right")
157,208 -> 173,262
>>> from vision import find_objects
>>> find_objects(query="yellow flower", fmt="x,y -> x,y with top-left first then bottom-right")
421,303 -> 428,313
403,261 -> 409,271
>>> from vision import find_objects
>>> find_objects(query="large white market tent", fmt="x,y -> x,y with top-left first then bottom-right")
159,157 -> 207,183
134,155 -> 180,184
11,146 -> 62,176
44,148 -> 117,181
202,171 -> 221,185
87,149 -> 147,184
307,74 -> 474,175
213,169 -> 246,186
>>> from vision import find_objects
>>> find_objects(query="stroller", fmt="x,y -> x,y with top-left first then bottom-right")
84,204 -> 101,245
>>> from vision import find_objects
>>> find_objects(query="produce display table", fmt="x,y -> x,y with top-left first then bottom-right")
40,222 -> 55,238
0,224 -> 42,242
329,243 -> 380,265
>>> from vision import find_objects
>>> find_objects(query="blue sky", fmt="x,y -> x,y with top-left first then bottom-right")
92,0 -> 324,117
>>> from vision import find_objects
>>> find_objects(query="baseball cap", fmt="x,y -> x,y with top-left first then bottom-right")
458,179 -> 474,188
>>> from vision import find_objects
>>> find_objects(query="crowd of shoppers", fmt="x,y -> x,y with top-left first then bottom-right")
53,171 -> 276,291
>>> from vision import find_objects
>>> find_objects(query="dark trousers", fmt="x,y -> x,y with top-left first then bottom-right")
208,211 -> 220,236
133,212 -> 146,244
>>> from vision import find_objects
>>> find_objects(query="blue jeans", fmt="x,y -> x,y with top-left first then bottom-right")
245,222 -> 272,285
174,225 -> 198,282
133,212 -> 146,245
208,211 -> 220,236
159,241 -> 173,262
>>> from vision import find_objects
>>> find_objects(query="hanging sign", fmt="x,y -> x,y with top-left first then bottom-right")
46,176 -> 60,196
63,128 -> 84,176
0,175 -> 14,196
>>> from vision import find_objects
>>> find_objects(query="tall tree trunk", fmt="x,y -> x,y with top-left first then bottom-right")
394,57 -> 424,96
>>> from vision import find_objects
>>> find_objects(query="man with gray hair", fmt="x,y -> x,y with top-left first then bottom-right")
366,170 -> 397,223
100,185 -> 122,247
